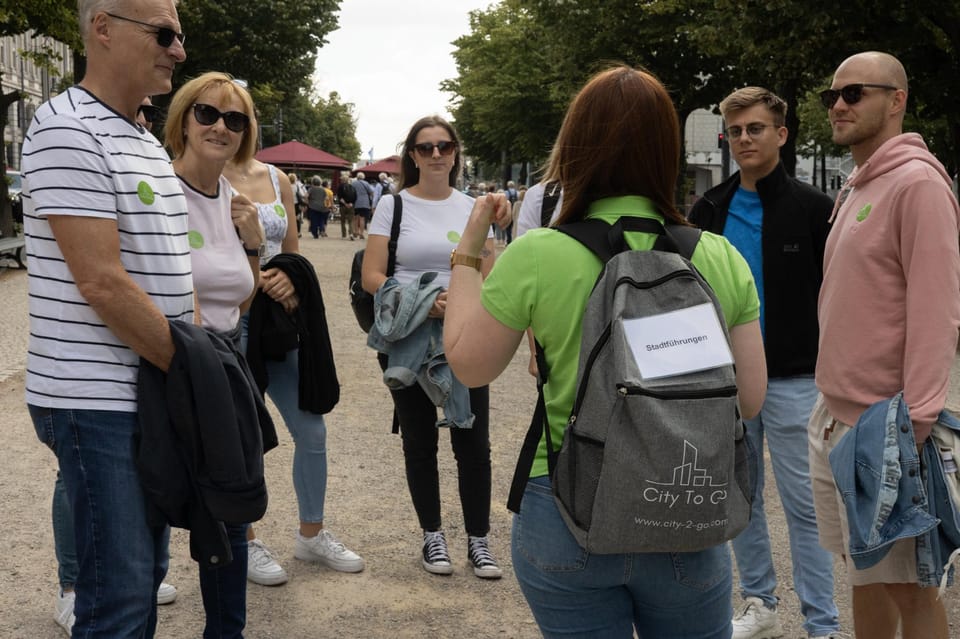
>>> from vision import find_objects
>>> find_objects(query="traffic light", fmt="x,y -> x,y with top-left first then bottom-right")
717,132 -> 725,149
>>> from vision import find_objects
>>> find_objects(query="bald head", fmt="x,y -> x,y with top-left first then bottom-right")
835,52 -> 908,94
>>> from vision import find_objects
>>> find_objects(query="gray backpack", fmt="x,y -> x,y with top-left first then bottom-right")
508,217 -> 752,554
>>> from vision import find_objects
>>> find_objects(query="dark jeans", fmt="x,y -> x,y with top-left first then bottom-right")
307,208 -> 322,238
30,406 -> 167,638
378,353 -> 492,536
199,523 -> 249,639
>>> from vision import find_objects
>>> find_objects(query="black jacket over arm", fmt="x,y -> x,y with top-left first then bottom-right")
688,162 -> 833,378
246,252 -> 340,414
137,321 -> 278,567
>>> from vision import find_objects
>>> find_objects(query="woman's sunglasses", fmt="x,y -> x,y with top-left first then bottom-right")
818,83 -> 899,109
137,104 -> 162,124
192,103 -> 250,133
413,141 -> 457,157
104,13 -> 185,48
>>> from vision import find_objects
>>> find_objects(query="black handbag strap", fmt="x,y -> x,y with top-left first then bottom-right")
540,181 -> 561,227
386,194 -> 402,276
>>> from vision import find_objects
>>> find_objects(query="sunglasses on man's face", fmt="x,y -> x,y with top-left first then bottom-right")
818,83 -> 899,109
412,141 -> 457,157
192,103 -> 250,133
104,13 -> 185,48
137,104 -> 162,124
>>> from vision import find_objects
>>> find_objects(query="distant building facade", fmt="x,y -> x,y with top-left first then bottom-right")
2,32 -> 74,170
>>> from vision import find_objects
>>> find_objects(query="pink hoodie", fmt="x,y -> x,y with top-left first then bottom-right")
817,133 -> 960,441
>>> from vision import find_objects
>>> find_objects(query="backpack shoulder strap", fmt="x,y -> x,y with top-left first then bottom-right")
540,181 -> 561,227
507,339 -> 552,514
558,217 -> 701,261
386,194 -> 402,276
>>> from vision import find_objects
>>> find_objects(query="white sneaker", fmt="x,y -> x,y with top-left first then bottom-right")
294,529 -> 364,573
156,581 -> 177,605
247,538 -> 289,586
54,590 -> 75,636
810,633 -> 852,639
732,596 -> 784,639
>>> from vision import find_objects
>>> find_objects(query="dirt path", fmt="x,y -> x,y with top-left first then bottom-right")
1,233 -> 957,638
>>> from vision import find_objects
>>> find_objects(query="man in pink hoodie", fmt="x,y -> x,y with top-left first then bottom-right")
809,51 -> 960,639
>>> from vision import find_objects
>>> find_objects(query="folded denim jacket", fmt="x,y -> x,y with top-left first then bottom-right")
367,273 -> 474,429
829,392 -> 960,589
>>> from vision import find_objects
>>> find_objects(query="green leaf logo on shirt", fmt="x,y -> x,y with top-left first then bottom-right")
274,204 -> 285,218
188,230 -> 204,249
137,181 -> 155,205
856,203 -> 872,222
447,231 -> 461,243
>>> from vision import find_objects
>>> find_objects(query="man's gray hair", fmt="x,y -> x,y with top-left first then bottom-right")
78,0 -> 178,41
78,0 -> 122,41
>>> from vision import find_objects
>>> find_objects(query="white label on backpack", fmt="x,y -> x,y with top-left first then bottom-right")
624,303 -> 733,380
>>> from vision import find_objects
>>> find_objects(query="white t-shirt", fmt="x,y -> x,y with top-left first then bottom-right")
369,189 -> 491,289
515,181 -> 563,237
22,86 -> 194,412
180,175 -> 255,332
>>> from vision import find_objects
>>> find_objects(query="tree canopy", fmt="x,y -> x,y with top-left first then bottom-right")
447,1 -> 960,180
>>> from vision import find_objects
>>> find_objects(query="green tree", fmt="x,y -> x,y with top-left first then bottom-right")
173,0 -> 339,93
445,3 -> 563,178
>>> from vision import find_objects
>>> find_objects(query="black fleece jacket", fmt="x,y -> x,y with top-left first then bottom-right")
137,321 -> 278,567
246,252 -> 340,414
688,162 -> 833,378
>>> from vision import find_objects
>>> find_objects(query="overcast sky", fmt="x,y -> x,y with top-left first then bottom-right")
312,0 -> 494,165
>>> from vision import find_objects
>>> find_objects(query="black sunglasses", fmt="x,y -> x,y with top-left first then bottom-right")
192,103 -> 250,133
137,104 -> 162,124
819,83 -> 900,109
104,13 -> 185,48
413,141 -> 457,157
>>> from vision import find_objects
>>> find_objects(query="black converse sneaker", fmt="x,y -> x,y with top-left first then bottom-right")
422,530 -> 453,575
467,535 -> 502,579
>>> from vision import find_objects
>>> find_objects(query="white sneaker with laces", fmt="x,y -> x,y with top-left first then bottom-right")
467,535 -> 502,579
247,538 -> 289,586
294,529 -> 364,572
54,590 -> 75,636
809,633 -> 852,639
156,581 -> 177,605
421,530 -> 453,575
732,596 -> 783,639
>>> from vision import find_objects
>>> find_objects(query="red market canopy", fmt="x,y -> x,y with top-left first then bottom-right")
353,155 -> 401,177
255,140 -> 351,171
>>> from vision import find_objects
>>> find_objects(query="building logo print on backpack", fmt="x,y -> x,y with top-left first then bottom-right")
507,215 -> 752,555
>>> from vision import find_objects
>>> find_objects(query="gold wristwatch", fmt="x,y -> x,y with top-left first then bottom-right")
450,249 -> 482,271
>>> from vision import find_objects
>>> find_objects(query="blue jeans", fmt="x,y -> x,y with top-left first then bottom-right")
199,523 -> 248,639
241,316 -> 328,522
512,477 -> 732,638
52,471 -> 79,589
730,376 -> 839,636
31,405 -> 168,638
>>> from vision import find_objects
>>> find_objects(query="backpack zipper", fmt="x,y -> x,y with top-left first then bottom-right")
616,384 -> 738,400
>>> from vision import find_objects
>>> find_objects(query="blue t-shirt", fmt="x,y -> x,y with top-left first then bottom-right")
725,187 -> 765,336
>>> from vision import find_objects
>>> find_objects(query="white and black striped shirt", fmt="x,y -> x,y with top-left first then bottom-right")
21,86 -> 194,412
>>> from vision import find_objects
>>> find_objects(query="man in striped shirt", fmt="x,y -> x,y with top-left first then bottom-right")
21,1 -> 190,636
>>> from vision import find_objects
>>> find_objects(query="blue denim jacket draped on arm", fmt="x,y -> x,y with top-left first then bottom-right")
828,393 -> 960,588
367,273 -> 475,428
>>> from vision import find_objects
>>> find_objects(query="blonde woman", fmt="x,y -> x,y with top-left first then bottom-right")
166,71 -> 264,639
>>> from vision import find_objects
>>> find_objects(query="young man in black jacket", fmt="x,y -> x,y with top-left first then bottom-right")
689,87 -> 840,639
